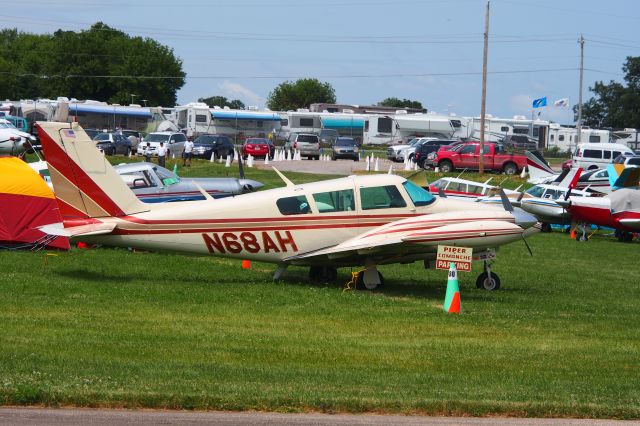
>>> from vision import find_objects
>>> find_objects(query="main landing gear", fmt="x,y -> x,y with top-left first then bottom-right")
476,260 -> 501,291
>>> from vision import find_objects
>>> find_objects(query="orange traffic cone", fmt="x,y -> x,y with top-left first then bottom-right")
241,259 -> 251,269
570,229 -> 577,239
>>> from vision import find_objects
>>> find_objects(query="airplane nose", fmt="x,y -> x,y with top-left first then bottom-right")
239,179 -> 264,192
513,207 -> 538,229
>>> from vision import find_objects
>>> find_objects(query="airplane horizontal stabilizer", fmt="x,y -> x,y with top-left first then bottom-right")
39,222 -> 116,237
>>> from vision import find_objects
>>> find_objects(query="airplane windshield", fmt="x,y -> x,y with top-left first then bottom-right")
402,181 -> 436,206
525,185 -> 545,197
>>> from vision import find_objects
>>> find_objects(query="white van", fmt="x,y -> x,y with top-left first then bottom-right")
572,142 -> 634,170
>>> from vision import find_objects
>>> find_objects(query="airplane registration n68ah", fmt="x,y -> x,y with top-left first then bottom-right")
38,122 -> 540,290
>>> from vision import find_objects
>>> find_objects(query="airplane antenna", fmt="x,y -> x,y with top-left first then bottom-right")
514,184 -> 523,192
483,177 -> 493,185
456,169 -> 468,179
272,166 -> 295,187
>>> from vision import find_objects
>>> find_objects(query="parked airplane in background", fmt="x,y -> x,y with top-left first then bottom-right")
37,122 -> 540,291
427,176 -> 522,205
559,189 -> 640,242
114,162 -> 263,203
525,150 -> 611,193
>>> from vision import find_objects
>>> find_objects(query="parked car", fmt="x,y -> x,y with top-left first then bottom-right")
285,133 -> 320,160
242,137 -> 275,159
136,131 -> 187,157
561,158 -> 572,170
414,139 -> 459,169
192,134 -> 235,159
120,129 -> 143,149
612,154 -> 640,167
387,138 -> 419,162
93,132 -> 133,155
331,137 -> 359,161
572,142 -> 634,171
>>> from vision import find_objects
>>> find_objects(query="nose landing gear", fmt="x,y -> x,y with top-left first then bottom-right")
476,260 -> 501,291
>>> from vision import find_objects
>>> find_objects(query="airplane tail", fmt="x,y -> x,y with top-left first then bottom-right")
607,163 -> 640,190
557,167 -> 582,189
525,150 -> 555,182
36,121 -> 149,222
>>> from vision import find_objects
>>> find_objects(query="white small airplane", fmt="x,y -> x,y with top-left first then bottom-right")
427,176 -> 522,206
519,168 -> 592,231
37,121 -> 540,291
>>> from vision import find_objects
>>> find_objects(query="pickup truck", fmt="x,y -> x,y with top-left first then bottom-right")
435,142 -> 527,175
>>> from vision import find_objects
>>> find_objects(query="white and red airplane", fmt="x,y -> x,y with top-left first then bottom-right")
37,121 -> 540,290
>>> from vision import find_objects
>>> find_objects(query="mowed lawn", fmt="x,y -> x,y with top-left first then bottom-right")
0,231 -> 638,418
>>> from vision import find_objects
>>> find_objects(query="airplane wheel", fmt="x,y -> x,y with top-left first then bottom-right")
541,223 -> 552,232
355,270 -> 385,290
476,271 -> 501,291
309,266 -> 337,283
576,234 -> 588,242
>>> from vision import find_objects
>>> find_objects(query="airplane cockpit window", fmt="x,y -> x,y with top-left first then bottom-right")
276,195 -> 311,215
468,184 -> 483,194
544,189 -> 560,199
431,179 -> 448,189
402,180 -> 436,206
525,185 -> 545,198
312,189 -> 355,213
155,166 -> 179,186
360,185 -> 407,210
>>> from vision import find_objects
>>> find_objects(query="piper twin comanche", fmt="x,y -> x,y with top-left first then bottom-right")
38,122 -> 540,290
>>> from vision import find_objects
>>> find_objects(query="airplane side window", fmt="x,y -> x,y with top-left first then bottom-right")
276,195 -> 311,215
312,189 -> 355,213
360,185 -> 406,210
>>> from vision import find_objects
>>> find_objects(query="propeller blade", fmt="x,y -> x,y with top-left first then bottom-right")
437,187 -> 447,198
498,189 -> 514,212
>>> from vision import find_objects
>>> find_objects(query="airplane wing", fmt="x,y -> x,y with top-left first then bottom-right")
285,212 -> 524,266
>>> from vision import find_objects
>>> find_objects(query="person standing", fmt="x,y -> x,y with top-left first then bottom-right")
183,138 -> 194,167
157,142 -> 167,167
143,142 -> 152,163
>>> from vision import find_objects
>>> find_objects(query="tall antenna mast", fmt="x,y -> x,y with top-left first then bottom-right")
577,34 -> 584,145
479,1 -> 490,176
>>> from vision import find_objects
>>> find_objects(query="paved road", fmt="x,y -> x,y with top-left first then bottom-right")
0,408 -> 637,426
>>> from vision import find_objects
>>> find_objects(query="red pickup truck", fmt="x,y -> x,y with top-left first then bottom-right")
435,142 -> 527,175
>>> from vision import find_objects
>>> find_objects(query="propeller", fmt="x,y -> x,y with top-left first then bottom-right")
237,152 -> 245,179
498,189 -> 514,213
437,187 -> 447,198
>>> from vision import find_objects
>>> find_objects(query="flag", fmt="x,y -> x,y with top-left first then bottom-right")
532,97 -> 547,108
554,98 -> 569,107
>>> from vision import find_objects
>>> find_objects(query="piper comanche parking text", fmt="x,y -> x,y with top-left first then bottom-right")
38,122 -> 540,290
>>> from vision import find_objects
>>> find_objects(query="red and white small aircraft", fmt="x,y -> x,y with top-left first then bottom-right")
38,122 -> 540,290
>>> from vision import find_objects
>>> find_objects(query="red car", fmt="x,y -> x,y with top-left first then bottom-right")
561,158 -> 572,170
242,137 -> 275,159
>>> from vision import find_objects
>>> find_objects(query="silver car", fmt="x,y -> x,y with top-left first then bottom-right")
284,133 -> 320,160
136,131 -> 187,157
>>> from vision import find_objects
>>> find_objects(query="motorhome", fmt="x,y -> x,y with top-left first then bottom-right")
548,125 -> 611,152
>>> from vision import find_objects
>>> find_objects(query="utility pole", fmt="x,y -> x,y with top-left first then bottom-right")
479,1 -> 490,176
577,34 -> 584,145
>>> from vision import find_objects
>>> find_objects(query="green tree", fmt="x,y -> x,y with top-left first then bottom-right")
378,97 -> 424,111
579,56 -> 640,128
198,95 -> 245,110
0,23 -> 185,106
266,78 -> 336,111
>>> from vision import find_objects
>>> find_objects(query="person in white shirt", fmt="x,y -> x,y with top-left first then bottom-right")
183,139 -> 194,167
157,142 -> 167,167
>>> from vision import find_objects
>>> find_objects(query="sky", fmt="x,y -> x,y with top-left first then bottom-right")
2,0 -> 639,124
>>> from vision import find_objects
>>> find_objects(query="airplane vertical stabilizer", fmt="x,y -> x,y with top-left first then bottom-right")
37,121 -> 149,220
525,150 -> 555,182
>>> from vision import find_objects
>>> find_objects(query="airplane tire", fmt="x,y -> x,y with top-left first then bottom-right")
541,223 -> 552,232
355,270 -> 385,290
476,271 -> 501,290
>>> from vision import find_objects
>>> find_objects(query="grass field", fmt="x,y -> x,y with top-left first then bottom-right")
0,230 -> 638,418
